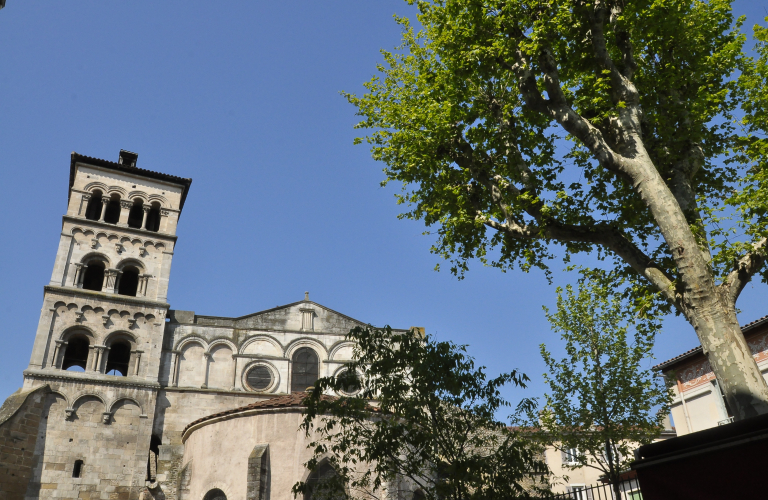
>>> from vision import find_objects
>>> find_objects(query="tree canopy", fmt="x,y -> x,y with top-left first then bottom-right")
532,271 -> 671,496
346,0 -> 768,419
295,326 -> 548,500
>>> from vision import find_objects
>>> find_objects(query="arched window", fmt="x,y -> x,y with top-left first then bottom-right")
117,266 -> 140,296
81,262 -> 105,291
291,348 -> 319,393
203,489 -> 227,500
84,191 -> 103,221
127,200 -> 144,228
103,196 -> 121,224
105,340 -> 131,376
62,336 -> 90,371
305,461 -> 346,500
146,203 -> 161,232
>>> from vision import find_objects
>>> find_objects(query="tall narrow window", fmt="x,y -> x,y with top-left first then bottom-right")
304,461 -> 345,500
103,197 -> 121,224
118,266 -> 140,296
62,336 -> 90,371
291,348 -> 319,393
84,192 -> 103,220
146,204 -> 161,232
81,262 -> 105,291
72,459 -> 84,478
105,341 -> 131,376
127,200 -> 144,228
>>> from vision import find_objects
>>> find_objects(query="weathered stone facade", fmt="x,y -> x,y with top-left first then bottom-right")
0,151 -> 408,500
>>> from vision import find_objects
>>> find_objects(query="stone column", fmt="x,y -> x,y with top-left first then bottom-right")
141,205 -> 151,229
98,197 -> 110,222
80,193 -> 91,217
72,263 -> 85,288
93,345 -> 108,373
170,351 -> 180,387
132,350 -> 143,376
201,352 -> 211,389
103,269 -> 121,293
138,274 -> 151,296
118,200 -> 133,226
159,208 -> 170,233
86,345 -> 97,372
52,340 -> 67,369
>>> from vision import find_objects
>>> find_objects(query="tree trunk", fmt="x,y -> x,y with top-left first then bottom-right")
683,293 -> 768,420
627,150 -> 768,420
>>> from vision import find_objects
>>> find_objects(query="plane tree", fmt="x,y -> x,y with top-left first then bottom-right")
346,0 -> 768,419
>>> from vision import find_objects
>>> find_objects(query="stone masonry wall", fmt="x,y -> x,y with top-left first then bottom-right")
0,386 -> 51,500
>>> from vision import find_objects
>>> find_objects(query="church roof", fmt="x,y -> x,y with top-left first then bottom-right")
69,152 -> 193,212
181,392 -> 335,437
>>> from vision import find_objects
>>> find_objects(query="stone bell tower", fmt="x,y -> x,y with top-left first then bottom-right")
17,151 -> 191,498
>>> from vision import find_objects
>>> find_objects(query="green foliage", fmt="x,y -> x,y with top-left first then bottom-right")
533,271 -> 672,484
294,326 -> 548,500
346,0 -> 768,314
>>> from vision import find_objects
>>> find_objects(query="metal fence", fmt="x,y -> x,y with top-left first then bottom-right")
547,477 -> 643,500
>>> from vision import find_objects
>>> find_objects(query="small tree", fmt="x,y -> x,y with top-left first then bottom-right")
294,326 -> 548,500
535,272 -> 671,498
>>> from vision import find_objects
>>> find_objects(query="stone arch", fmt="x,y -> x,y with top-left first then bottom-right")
83,181 -> 110,193
59,325 -> 96,342
206,342 -> 235,390
176,336 -> 209,352
105,185 -> 127,197
240,335 -> 283,356
147,193 -> 169,206
127,190 -> 150,202
328,341 -> 356,361
200,484 -> 231,500
284,338 -> 328,360
70,394 -> 107,422
107,396 -> 144,416
207,338 -> 237,353
241,361 -> 280,393
177,339 -> 207,388
79,251 -> 111,267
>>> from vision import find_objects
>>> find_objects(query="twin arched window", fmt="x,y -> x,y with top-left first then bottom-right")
60,331 -> 134,377
291,348 -> 319,393
84,190 -> 161,232
79,258 -> 142,297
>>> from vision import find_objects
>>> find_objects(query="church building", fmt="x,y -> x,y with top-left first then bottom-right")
0,151 -> 407,500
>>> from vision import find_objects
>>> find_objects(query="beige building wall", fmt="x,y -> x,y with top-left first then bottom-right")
661,320 -> 768,437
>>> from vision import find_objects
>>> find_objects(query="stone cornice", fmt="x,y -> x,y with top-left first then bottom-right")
24,369 -> 161,389
62,215 -> 178,242
44,285 -> 170,310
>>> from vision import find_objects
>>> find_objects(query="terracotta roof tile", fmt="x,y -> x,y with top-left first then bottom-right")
182,392 -> 336,436
654,314 -> 768,371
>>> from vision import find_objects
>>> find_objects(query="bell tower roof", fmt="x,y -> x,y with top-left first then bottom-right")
68,151 -> 193,212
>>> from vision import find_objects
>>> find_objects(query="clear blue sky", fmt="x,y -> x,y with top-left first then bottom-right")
0,1 -> 765,412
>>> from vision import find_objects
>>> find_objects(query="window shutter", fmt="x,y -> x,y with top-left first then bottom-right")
561,448 -> 568,464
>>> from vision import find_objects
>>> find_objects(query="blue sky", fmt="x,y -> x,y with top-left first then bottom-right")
0,1 -> 765,414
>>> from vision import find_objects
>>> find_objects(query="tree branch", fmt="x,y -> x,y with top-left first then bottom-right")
724,237 -> 768,305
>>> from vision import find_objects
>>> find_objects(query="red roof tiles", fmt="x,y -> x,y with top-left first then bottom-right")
653,314 -> 768,371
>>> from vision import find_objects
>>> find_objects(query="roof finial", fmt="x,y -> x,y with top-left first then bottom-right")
305,291 -> 309,301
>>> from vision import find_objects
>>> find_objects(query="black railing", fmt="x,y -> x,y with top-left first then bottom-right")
547,477 -> 643,499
